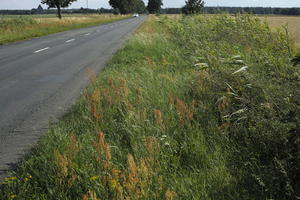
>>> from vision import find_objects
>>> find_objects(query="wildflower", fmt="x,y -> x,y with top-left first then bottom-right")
10,194 -> 17,199
90,176 -> 99,181
110,179 -> 118,189
164,142 -> 170,146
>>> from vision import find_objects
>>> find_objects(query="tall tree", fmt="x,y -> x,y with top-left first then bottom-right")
147,0 -> 163,14
109,0 -> 145,14
132,0 -> 146,14
41,0 -> 77,19
182,0 -> 204,14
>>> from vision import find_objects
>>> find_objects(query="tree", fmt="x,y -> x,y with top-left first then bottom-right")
182,0 -> 204,15
41,0 -> 77,19
147,0 -> 163,14
109,0 -> 145,14
132,0 -> 146,14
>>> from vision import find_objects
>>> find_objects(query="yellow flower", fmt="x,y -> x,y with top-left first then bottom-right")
24,178 -> 28,182
10,194 -> 17,199
28,175 -> 32,179
110,179 -> 118,189
90,176 -> 99,181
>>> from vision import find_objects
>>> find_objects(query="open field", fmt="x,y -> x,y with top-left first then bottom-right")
1,14 -> 299,199
0,14 -> 103,18
260,15 -> 300,46
0,14 -> 130,45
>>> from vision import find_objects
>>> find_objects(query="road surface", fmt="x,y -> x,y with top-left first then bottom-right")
0,16 -> 146,180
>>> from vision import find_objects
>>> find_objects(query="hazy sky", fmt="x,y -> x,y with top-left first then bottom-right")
1,0 -> 300,9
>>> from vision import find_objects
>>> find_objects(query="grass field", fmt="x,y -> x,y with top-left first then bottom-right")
1,14 -> 299,200
260,16 -> 300,46
0,14 -> 130,45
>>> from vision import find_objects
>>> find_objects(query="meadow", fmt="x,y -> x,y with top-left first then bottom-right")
0,14 -> 130,45
0,14 -> 299,200
260,15 -> 300,46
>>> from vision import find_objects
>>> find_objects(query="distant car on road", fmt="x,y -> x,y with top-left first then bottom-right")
133,14 -> 139,17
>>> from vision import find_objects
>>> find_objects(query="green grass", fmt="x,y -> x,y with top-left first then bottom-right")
0,14 -> 130,45
1,14 -> 102,18
1,14 -> 299,200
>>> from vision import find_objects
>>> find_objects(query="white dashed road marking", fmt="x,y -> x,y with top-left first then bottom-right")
34,47 -> 50,54
65,39 -> 75,43
84,33 -> 91,36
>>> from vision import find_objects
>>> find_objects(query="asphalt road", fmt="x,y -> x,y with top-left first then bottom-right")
0,16 -> 146,180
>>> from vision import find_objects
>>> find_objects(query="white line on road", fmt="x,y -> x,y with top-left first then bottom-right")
84,33 -> 91,36
65,38 -> 75,43
34,47 -> 50,54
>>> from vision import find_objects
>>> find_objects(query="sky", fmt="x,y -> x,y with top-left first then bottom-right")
1,0 -> 300,10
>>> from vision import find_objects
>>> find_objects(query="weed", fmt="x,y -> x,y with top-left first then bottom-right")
1,14 -> 299,200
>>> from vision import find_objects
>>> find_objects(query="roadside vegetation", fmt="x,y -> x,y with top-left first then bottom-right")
259,16 -> 300,47
0,14 -> 129,45
1,14 -> 299,200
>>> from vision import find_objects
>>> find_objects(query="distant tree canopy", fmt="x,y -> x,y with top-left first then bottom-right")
109,0 -> 145,14
147,0 -> 163,14
2,6 -> 300,16
41,0 -> 77,19
182,0 -> 204,14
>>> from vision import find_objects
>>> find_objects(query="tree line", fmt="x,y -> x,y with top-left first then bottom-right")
2,0 -> 300,18
39,0 -> 163,18
163,6 -> 300,15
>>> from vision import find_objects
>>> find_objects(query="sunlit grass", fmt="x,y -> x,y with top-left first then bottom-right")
0,14 -> 130,45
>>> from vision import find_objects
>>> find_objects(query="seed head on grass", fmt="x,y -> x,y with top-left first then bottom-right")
175,98 -> 195,124
53,150 -> 69,182
165,188 -> 176,200
85,89 -> 102,122
153,109 -> 163,126
82,190 -> 98,200
65,133 -> 79,160
94,132 -> 111,170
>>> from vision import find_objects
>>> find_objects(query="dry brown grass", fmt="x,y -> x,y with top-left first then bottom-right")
259,16 -> 300,46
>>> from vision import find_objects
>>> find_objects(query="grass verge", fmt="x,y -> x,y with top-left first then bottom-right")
0,14 -> 130,45
1,15 -> 299,200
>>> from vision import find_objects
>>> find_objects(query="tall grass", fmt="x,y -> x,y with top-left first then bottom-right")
0,14 -> 130,45
1,15 -> 299,200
